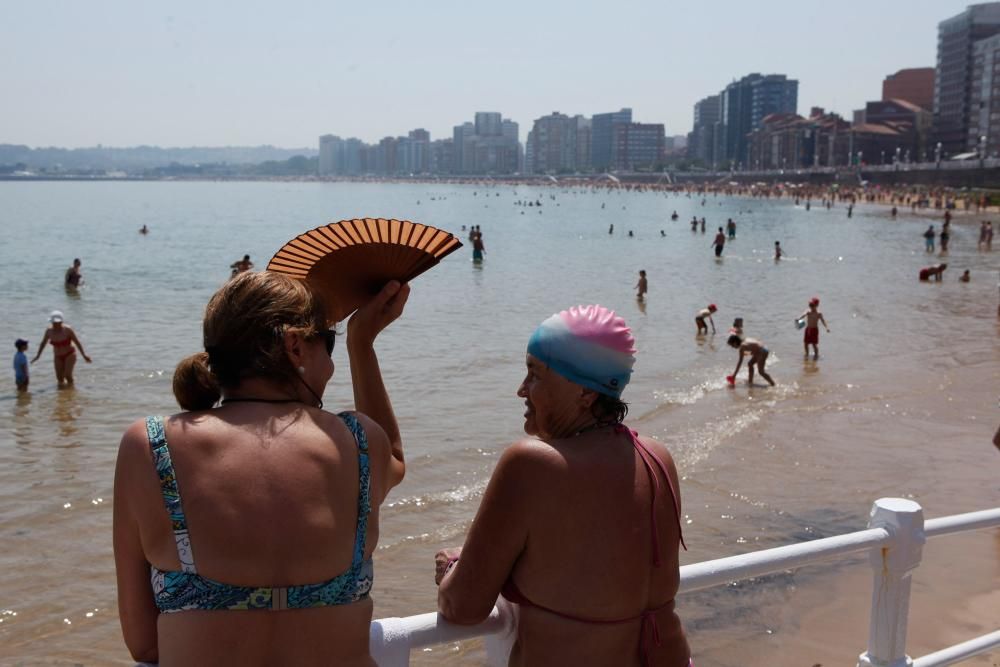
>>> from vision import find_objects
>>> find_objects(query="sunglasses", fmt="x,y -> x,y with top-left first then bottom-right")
318,329 -> 337,356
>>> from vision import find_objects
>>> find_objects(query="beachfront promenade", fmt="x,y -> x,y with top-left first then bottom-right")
362,499 -> 1000,667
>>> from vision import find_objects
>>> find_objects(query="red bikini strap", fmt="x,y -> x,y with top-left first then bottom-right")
616,425 -> 687,570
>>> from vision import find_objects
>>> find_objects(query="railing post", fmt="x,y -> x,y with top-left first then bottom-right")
370,616 -> 411,667
857,498 -> 925,667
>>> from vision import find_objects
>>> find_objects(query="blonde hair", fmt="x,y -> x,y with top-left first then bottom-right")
172,272 -> 327,411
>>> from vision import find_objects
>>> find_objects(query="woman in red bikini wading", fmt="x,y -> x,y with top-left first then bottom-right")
31,310 -> 92,386
435,305 -> 691,667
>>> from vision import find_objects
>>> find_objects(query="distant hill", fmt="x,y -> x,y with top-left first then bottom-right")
0,144 -> 318,171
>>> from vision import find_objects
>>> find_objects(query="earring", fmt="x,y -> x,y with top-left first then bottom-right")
297,366 -> 306,375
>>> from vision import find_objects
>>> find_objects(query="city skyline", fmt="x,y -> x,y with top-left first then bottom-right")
0,0 -> 969,149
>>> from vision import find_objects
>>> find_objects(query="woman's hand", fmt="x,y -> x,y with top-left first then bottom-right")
434,547 -> 462,585
83,354 -> 92,363
348,281 -> 410,347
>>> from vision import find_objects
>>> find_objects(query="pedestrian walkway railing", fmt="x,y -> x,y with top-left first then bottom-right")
368,498 -> 1000,667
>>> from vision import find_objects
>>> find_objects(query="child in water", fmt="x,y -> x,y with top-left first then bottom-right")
728,335 -> 776,386
729,317 -> 744,338
695,304 -> 717,334
919,263 -> 947,281
797,297 -> 830,360
13,339 -> 29,392
774,241 -> 783,260
635,270 -> 647,300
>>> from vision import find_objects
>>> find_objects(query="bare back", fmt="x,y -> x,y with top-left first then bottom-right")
507,430 -> 688,666
118,405 -> 391,666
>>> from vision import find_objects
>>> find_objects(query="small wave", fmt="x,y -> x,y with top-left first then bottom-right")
376,520 -> 471,551
385,478 -> 488,511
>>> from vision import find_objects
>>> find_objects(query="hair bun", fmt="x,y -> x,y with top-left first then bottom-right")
173,352 -> 220,411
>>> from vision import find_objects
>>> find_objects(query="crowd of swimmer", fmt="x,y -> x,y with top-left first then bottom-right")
636,267 -> 828,388
14,244 -> 257,393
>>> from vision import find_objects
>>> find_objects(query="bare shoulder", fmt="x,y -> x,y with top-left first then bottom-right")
635,434 -> 677,469
116,417 -> 157,487
496,438 -> 563,478
341,410 -> 390,452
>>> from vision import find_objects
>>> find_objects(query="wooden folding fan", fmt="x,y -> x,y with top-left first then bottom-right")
266,218 -> 463,322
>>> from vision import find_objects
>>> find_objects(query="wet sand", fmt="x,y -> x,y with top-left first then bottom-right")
674,357 -> 1000,667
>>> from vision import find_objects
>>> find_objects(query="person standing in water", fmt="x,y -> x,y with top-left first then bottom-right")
472,230 -> 485,262
923,225 -> 936,253
712,227 -> 726,257
774,241 -> 783,260
726,218 -> 736,239
635,270 -> 647,300
31,310 -> 92,386
727,335 -> 775,386
14,339 -> 30,392
940,220 -> 951,254
65,258 -> 83,288
797,297 -> 830,360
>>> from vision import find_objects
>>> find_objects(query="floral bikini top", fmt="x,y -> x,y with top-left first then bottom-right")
145,413 -> 373,612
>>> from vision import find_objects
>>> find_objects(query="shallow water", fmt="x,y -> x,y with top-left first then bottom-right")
0,181 -> 998,664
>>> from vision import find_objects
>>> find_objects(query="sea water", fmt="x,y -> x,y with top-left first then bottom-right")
0,181 -> 997,664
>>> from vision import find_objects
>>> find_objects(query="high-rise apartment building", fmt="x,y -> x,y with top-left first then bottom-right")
574,116 -> 592,171
969,32 -> 1000,156
318,135 -> 341,175
343,138 -> 364,174
430,139 -> 453,174
501,119 -> 519,143
611,123 -> 665,171
719,74 -> 798,166
452,122 -> 475,173
397,128 -> 430,174
590,108 -> 632,171
449,114 -> 520,174
689,95 -> 721,165
882,68 -> 936,110
474,112 -> 503,137
530,112 -> 577,173
375,137 -> 398,175
934,3 -> 1000,156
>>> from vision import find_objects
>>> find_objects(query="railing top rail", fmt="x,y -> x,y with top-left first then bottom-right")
924,507 -> 1000,539
678,527 -> 889,594
911,629 -> 1000,667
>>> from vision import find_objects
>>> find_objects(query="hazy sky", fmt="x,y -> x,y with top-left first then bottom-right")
0,1 -> 968,148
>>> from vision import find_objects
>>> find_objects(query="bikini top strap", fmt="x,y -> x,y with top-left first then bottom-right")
337,412 -> 371,569
616,425 -> 687,569
145,416 -> 197,574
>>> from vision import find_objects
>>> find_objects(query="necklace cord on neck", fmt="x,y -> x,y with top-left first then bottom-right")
295,372 -> 324,410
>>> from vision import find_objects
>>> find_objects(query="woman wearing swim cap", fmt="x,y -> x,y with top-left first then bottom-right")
435,305 -> 691,667
31,310 -> 92,386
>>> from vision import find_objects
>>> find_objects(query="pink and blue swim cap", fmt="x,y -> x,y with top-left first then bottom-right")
526,305 -> 636,398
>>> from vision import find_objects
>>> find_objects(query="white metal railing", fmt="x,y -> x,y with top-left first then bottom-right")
368,498 -> 1000,667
